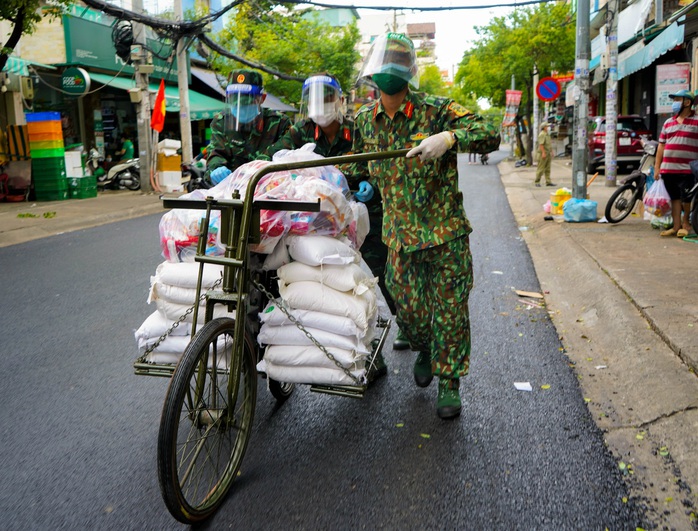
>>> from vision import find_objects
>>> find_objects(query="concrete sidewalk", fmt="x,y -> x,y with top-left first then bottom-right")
502,155 -> 698,528
0,189 -> 165,248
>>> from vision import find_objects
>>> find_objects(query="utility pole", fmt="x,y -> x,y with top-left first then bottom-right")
132,0 -> 152,193
174,0 -> 193,163
604,0 -> 619,187
572,0 -> 591,199
533,67 -> 539,148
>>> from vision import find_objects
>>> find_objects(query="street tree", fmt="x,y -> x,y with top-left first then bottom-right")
0,0 -> 71,72
211,1 -> 360,106
455,3 -> 575,163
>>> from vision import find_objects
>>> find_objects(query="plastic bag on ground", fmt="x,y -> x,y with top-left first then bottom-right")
563,198 -> 598,222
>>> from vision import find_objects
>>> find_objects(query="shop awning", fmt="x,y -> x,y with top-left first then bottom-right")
90,72 -> 226,120
617,20 -> 685,80
1,56 -> 56,76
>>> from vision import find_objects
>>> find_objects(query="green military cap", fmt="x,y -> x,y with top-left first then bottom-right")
229,69 -> 263,89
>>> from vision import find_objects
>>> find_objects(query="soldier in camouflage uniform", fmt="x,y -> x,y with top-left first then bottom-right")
353,33 -> 500,419
205,69 -> 291,184
268,74 -> 398,326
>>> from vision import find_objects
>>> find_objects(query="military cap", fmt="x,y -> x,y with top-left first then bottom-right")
229,69 -> 263,88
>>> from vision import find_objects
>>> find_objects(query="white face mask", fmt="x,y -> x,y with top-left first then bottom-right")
310,100 -> 342,128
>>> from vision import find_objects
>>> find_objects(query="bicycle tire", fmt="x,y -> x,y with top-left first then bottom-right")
691,192 -> 698,236
605,183 -> 639,223
157,317 -> 257,524
268,379 -> 295,402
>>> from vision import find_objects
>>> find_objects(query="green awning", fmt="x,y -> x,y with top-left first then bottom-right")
618,21 -> 685,80
90,72 -> 225,120
2,56 -> 56,76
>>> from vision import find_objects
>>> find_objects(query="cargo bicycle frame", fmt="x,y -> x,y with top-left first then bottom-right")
135,149 -> 409,524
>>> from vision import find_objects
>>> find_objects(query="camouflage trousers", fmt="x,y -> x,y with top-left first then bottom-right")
386,235 -> 473,380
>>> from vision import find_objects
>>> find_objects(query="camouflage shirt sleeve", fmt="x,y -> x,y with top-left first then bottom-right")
432,97 -> 501,155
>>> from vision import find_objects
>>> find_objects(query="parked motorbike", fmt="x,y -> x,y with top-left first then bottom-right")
184,154 -> 210,192
85,148 -> 106,179
604,138 -> 657,223
97,158 -> 141,190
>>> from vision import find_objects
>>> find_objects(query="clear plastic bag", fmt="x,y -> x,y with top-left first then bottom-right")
643,178 -> 671,217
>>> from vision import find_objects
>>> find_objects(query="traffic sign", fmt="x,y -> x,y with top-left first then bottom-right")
536,77 -> 561,101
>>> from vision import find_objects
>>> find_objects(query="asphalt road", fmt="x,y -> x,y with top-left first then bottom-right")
0,153 -> 645,529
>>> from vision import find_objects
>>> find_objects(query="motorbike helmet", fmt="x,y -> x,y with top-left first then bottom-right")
300,74 -> 344,128
357,32 -> 419,93
225,69 -> 265,132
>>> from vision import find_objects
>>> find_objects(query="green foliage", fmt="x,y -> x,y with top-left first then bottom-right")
210,2 -> 361,106
1,0 -> 70,39
419,64 -> 448,97
454,3 -> 575,108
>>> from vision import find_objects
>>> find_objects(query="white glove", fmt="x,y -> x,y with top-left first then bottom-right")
406,132 -> 456,161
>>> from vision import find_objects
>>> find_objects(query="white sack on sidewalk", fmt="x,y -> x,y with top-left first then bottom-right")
286,235 -> 359,266
258,324 -> 370,353
257,358 -> 365,386
276,261 -> 376,295
278,280 -> 376,331
259,302 -> 372,338
155,261 -> 224,289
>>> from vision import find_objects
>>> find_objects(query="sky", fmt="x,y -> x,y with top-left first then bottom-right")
351,2 -> 518,77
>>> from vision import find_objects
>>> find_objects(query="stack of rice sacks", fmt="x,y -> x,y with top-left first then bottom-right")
256,235 -> 378,386
135,143 -> 373,375
135,261 -> 228,364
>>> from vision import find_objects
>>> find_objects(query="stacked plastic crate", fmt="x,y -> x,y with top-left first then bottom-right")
66,149 -> 97,199
27,112 -> 67,201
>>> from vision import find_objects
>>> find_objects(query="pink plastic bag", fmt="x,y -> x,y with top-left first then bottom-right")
643,178 -> 671,217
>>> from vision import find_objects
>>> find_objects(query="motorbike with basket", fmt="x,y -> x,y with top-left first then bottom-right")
604,138 -> 658,223
134,149 -> 408,525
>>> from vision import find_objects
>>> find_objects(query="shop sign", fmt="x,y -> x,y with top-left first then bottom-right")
502,90 -> 522,127
62,67 -> 91,95
656,63 -> 691,114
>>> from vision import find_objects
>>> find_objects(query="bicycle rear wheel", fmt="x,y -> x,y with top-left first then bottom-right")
157,317 -> 257,524
691,192 -> 698,236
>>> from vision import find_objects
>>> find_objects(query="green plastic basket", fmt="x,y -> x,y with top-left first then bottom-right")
35,188 -> 69,201
31,147 -> 66,159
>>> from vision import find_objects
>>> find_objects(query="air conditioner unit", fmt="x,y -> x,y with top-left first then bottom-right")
21,76 -> 34,99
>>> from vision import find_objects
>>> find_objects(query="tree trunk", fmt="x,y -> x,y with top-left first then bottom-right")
524,79 -> 534,166
0,7 -> 27,73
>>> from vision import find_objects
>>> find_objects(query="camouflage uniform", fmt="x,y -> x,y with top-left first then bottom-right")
205,108 -> 292,179
270,118 -> 396,314
353,89 -> 500,380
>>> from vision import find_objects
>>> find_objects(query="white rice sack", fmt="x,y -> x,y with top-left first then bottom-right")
257,359 -> 365,386
263,344 -> 364,370
258,324 -> 370,353
155,261 -> 224,289
286,235 -> 359,266
276,261 -> 376,295
143,340 -> 232,368
259,302 -> 370,337
135,310 -> 193,341
149,281 -> 199,305
278,280 -> 376,331
137,334 -> 192,353
156,299 -> 235,324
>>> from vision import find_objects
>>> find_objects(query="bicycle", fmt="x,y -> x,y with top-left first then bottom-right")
134,149 -> 408,524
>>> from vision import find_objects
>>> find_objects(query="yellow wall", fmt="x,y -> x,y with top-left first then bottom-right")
17,16 -> 67,65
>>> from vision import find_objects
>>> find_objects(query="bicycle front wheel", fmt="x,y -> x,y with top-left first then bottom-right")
157,317 -> 257,524
605,184 -> 639,223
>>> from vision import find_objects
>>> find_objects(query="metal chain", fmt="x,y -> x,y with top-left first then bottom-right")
251,278 -> 364,386
138,276 -> 223,361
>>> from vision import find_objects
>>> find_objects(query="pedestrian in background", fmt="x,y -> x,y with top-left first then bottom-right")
352,33 -> 500,419
116,133 -> 134,161
205,69 -> 291,184
653,89 -> 698,238
534,122 -> 555,187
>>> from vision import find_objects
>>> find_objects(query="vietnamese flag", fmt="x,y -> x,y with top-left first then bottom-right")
151,79 -> 166,132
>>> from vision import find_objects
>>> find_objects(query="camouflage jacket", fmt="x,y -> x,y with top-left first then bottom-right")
268,118 -> 354,159
353,90 -> 500,253
205,108 -> 292,178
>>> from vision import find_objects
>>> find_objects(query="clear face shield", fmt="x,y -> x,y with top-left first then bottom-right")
301,75 -> 343,128
357,33 -> 419,92
225,84 -> 263,132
